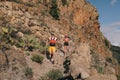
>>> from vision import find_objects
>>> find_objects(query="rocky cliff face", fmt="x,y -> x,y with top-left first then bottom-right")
0,0 -> 119,80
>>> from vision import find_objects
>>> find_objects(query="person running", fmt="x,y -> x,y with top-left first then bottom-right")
63,35 -> 69,55
48,34 -> 57,64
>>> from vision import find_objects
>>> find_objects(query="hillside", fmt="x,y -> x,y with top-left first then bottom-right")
111,45 -> 120,64
110,45 -> 120,80
0,0 -> 120,80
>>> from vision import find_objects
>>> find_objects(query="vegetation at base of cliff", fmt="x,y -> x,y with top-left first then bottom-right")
49,0 -> 60,20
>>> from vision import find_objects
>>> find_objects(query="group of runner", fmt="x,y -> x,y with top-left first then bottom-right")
48,34 -> 69,64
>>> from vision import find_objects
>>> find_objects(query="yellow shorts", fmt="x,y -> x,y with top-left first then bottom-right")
49,46 -> 56,54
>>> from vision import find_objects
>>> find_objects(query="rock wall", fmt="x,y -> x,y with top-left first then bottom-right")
0,0 -> 119,80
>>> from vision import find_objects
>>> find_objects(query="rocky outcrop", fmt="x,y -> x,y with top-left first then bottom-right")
0,0 -> 119,80
0,47 -> 27,80
70,44 -> 91,79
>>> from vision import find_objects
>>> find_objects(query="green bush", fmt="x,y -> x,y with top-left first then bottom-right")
24,35 -> 40,51
26,51 -> 30,56
24,67 -> 33,78
0,27 -> 48,52
16,38 -> 25,48
0,27 -> 47,51
31,54 -> 44,64
39,45 -> 48,53
39,41 -> 49,53
1,26 -> 17,45
47,69 -> 63,80
49,0 -> 60,20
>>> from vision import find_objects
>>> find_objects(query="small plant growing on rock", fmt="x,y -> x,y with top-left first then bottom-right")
47,69 -> 63,80
16,38 -> 25,48
31,54 -> 44,64
24,35 -> 40,51
24,67 -> 33,78
1,26 -> 17,45
39,41 -> 49,53
26,51 -> 30,56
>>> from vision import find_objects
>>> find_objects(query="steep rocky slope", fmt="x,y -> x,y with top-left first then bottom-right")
0,0 -> 120,80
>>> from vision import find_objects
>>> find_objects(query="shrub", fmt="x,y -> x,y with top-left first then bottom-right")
39,41 -> 49,53
47,69 -> 63,80
26,51 -> 30,56
49,0 -> 60,20
39,45 -> 48,53
15,38 -> 25,48
24,67 -> 33,78
2,27 -> 9,34
31,54 -> 44,64
1,26 -> 17,45
24,35 -> 40,51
